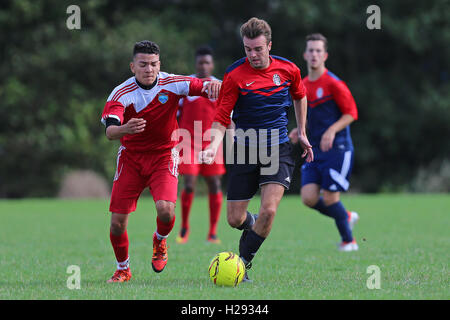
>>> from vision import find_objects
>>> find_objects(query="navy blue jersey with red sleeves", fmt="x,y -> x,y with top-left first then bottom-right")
214,55 -> 306,146
303,69 -> 358,154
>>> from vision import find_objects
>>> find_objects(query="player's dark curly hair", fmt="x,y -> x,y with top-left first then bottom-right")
133,40 -> 160,57
195,45 -> 214,58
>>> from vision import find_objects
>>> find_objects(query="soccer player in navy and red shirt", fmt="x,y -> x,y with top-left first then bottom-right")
200,18 -> 313,281
176,46 -> 226,244
101,40 -> 221,282
289,33 -> 360,251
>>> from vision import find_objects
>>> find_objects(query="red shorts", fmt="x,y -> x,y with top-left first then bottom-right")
109,146 -> 179,214
178,146 -> 226,177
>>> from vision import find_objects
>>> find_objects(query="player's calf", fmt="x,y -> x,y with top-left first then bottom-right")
252,206 -> 276,238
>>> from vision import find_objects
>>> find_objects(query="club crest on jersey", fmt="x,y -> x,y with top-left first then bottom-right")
316,87 -> 324,99
158,92 -> 169,104
273,74 -> 281,86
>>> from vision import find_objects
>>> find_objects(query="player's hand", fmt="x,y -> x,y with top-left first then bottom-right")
198,147 -> 217,164
123,118 -> 146,135
202,80 -> 222,100
288,128 -> 299,144
299,134 -> 314,163
320,129 -> 335,152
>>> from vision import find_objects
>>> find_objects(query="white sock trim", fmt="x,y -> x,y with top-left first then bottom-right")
155,231 -> 169,240
116,257 -> 130,270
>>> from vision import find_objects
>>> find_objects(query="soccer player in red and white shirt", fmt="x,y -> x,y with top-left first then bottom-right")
101,40 -> 221,283
176,46 -> 227,244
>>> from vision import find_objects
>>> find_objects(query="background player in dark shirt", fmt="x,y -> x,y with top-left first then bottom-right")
290,33 -> 359,251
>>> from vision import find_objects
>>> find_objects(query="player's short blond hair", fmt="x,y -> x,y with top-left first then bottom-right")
240,17 -> 272,44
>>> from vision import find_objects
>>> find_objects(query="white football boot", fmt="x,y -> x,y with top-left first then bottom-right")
348,211 -> 359,230
338,240 -> 359,252
337,211 -> 360,251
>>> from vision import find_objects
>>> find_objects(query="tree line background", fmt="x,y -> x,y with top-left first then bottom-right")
1,0 -> 449,197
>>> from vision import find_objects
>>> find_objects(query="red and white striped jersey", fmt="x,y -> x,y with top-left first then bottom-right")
101,72 -> 207,153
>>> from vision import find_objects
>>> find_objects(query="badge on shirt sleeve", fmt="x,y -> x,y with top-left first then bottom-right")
158,92 -> 169,104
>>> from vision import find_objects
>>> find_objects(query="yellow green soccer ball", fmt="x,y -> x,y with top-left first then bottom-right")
208,252 -> 245,287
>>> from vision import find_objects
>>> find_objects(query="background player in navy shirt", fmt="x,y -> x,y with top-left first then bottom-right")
200,18 -> 313,280
290,33 -> 360,251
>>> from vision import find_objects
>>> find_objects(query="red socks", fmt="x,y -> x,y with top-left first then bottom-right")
181,190 -> 222,236
110,230 -> 129,265
181,190 -> 194,230
110,215 -> 175,267
208,191 -> 223,237
156,215 -> 176,238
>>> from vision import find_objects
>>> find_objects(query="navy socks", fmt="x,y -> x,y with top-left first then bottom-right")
239,229 -> 266,266
313,198 -> 353,243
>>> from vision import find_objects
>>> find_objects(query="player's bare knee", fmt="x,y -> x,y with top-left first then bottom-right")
183,175 -> 196,194
206,177 -> 221,194
227,215 -> 240,228
301,190 -> 319,207
157,211 -> 174,223
301,195 -> 318,208
323,192 -> 340,206
155,201 -> 175,222
227,214 -> 244,229
208,183 -> 221,194
110,220 -> 127,235
259,206 -> 276,222
184,184 -> 195,194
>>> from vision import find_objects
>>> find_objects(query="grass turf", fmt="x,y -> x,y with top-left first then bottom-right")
0,194 -> 448,299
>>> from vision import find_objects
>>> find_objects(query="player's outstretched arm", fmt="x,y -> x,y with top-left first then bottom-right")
201,80 -> 222,100
199,121 -> 226,164
199,72 -> 237,164
293,97 -> 314,162
105,118 -> 146,140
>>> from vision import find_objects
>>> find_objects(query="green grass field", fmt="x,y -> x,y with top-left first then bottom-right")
0,194 -> 449,300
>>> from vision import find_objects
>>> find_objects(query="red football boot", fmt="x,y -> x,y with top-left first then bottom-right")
152,233 -> 168,273
107,268 -> 132,283
206,234 -> 222,244
176,227 -> 190,244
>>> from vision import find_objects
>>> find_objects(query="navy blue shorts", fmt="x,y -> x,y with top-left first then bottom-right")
301,148 -> 354,192
227,142 -> 295,201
